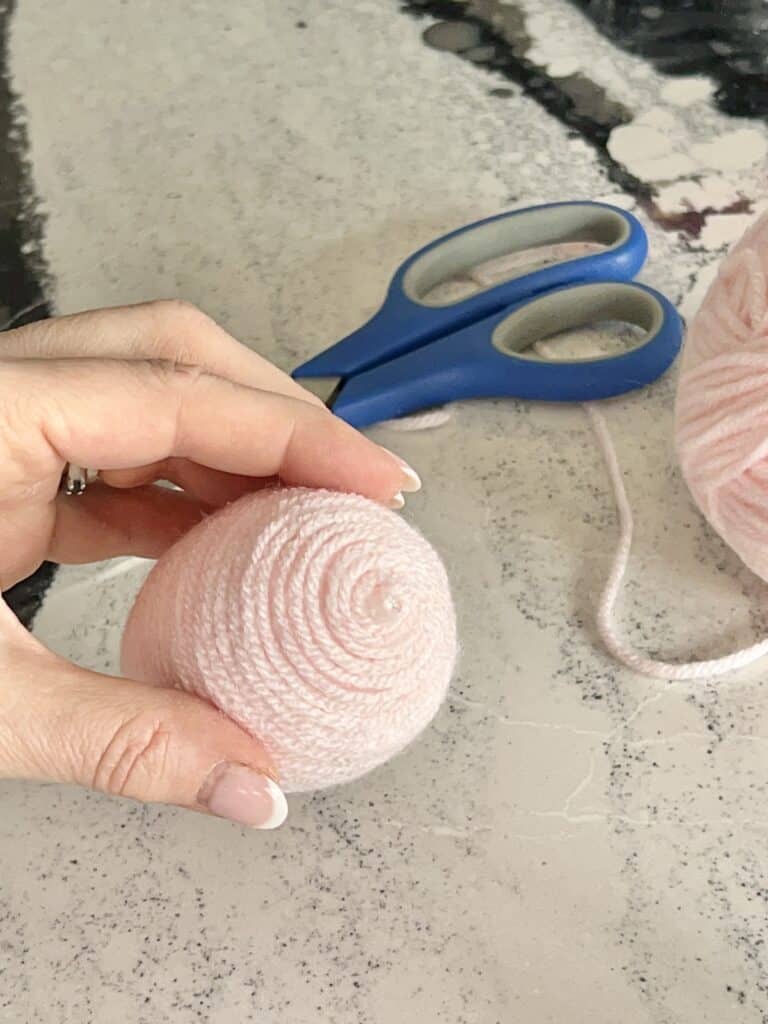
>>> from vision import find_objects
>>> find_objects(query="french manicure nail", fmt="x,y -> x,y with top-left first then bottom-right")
389,491 -> 405,510
199,762 -> 288,830
383,448 -> 422,493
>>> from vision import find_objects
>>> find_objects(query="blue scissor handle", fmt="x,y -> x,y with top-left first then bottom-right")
329,281 -> 683,429
293,201 -> 649,381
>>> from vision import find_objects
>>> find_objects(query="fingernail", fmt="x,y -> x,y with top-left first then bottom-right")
199,762 -> 288,830
383,448 -> 422,493
388,491 -> 405,510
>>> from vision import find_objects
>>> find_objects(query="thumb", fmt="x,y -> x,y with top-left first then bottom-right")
0,626 -> 287,830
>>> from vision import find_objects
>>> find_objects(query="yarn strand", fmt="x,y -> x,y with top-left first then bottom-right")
588,403 -> 768,681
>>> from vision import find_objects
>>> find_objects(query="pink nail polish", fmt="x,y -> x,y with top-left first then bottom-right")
199,763 -> 288,829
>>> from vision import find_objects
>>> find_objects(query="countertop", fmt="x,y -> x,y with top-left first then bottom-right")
3,1 -> 768,1021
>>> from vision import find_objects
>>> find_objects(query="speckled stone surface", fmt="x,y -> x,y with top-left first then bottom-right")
4,1 -> 768,1021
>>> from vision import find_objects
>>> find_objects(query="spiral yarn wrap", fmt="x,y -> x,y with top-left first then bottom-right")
676,211 -> 768,584
122,487 -> 457,792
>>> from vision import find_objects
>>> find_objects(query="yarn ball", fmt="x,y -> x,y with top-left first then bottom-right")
676,211 -> 768,584
121,487 -> 457,793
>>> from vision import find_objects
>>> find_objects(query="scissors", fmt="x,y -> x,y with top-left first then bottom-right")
292,201 -> 683,429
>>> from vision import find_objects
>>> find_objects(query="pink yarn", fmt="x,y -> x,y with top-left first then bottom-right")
122,487 -> 457,792
676,211 -> 768,583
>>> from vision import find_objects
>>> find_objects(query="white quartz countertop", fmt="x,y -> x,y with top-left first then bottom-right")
4,1 -> 768,1021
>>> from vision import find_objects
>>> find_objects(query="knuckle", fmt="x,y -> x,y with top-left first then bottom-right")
145,299 -> 214,363
0,363 -> 60,493
90,711 -> 173,799
142,358 -> 207,394
147,297 -> 206,323
136,360 -> 213,452
0,362 -> 39,425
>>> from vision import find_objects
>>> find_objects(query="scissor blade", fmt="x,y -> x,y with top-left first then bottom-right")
297,375 -> 342,407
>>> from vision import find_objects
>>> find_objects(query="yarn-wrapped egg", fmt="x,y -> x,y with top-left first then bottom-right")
676,211 -> 768,583
121,487 -> 457,792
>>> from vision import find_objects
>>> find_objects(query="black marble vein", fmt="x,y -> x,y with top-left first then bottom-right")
0,0 -> 56,628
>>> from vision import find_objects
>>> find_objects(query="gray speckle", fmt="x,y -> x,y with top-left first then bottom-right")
3,0 -> 768,1021
465,44 -> 497,63
423,19 -> 481,53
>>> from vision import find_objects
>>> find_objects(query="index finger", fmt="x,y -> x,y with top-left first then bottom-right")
3,358 -> 414,504
0,299 -> 324,407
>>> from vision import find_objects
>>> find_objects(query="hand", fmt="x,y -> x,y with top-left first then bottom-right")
0,300 -> 419,828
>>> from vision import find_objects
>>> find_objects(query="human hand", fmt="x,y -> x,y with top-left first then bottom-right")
0,300 -> 420,828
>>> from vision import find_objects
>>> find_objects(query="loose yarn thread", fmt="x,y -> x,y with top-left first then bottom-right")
382,407 -> 453,431
393,225 -> 768,680
590,402 -> 768,680
592,210 -> 768,680
122,487 -> 457,792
